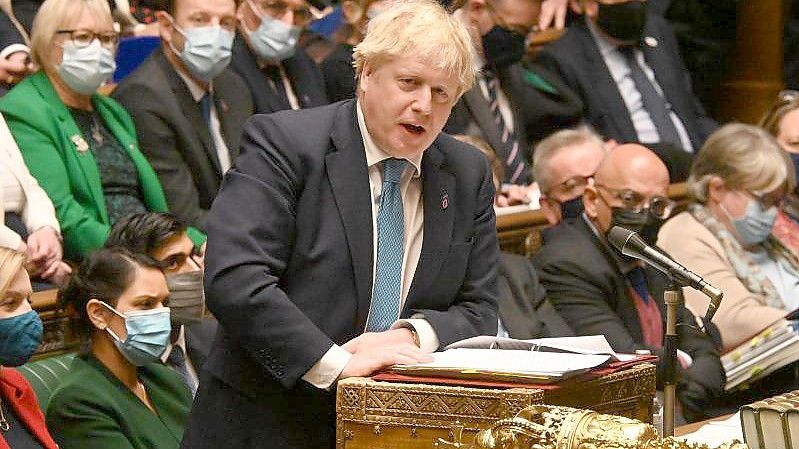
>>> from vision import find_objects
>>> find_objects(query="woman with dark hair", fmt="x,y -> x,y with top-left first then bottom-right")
0,247 -> 59,449
45,247 -> 191,449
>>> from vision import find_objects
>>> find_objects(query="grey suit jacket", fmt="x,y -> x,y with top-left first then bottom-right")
112,49 -> 254,231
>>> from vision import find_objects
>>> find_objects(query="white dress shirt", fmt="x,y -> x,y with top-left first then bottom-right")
176,70 -> 233,173
587,19 -> 693,152
301,101 -> 440,389
160,325 -> 200,387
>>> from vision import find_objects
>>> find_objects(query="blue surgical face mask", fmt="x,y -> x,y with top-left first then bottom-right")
0,310 -> 43,367
170,22 -> 234,82
59,39 -> 116,95
559,196 -> 584,221
101,302 -> 171,366
721,199 -> 778,246
244,0 -> 301,61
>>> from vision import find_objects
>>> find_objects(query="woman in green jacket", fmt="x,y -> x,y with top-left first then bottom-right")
0,0 -> 203,261
47,247 -> 191,449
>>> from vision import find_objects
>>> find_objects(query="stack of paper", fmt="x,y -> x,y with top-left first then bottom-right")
740,390 -> 799,449
722,322 -> 799,390
678,413 -> 743,447
445,335 -> 639,362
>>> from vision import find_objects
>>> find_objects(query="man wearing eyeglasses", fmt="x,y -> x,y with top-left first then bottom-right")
113,0 -> 255,232
532,144 -> 724,423
230,0 -> 329,115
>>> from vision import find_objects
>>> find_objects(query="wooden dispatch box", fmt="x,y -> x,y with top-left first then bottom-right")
336,363 -> 656,449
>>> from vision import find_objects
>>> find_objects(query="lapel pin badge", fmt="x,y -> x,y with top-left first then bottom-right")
441,193 -> 449,210
644,36 -> 658,48
71,135 -> 89,153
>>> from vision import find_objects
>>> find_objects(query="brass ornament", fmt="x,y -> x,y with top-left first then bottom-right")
473,405 -> 747,449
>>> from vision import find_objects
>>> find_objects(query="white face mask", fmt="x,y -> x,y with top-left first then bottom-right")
242,0 -> 301,61
58,40 -> 116,95
170,22 -> 234,82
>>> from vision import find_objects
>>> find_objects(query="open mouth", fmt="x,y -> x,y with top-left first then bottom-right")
401,123 -> 425,135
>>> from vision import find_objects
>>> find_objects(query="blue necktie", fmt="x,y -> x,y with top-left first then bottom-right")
167,345 -> 197,397
366,158 -> 407,332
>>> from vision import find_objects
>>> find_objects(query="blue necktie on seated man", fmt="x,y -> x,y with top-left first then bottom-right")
366,158 -> 407,332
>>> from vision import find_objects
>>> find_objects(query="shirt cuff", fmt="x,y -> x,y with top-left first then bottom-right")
392,317 -> 440,353
0,44 -> 29,60
301,344 -> 352,390
676,349 -> 693,369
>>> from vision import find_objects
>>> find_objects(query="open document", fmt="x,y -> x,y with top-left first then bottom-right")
444,335 -> 640,362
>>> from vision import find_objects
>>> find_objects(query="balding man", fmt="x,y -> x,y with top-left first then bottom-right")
532,144 -> 723,423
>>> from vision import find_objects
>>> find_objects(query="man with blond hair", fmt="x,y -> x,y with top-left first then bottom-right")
180,1 -> 499,447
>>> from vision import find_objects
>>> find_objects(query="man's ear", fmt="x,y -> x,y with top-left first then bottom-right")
583,185 -> 599,218
358,61 -> 372,93
156,11 -> 174,44
86,299 -> 113,331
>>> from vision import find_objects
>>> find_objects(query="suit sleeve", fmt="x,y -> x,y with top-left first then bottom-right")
112,85 -> 208,230
676,303 -> 724,418
5,116 -> 109,260
46,393 -> 137,449
410,155 -> 499,347
203,116 -> 339,389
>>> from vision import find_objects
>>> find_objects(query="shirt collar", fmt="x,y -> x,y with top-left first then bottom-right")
175,69 -> 214,103
355,100 -> 422,178
586,17 -> 621,58
161,324 -> 187,363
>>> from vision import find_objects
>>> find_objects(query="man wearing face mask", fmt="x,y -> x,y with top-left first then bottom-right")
532,126 -> 606,227
446,0 -> 583,189
532,144 -> 724,423
106,212 -> 217,397
113,0 -> 255,232
231,0 -> 328,115
535,0 -> 717,155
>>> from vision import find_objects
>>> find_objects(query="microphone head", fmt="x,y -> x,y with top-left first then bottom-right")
607,226 -> 649,259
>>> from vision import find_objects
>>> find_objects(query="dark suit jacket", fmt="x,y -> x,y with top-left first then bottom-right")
497,252 -> 574,339
181,100 -> 499,449
532,218 -> 724,421
320,43 -> 356,103
230,35 -> 328,115
184,318 -> 218,373
445,63 -> 582,183
536,16 -> 717,151
112,49 -> 254,231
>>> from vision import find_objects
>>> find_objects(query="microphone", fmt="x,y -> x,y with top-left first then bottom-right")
608,226 -> 723,322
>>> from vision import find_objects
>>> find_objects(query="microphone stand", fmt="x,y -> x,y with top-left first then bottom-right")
662,277 -> 680,438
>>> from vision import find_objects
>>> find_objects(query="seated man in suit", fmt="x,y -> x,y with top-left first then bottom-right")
232,0 -> 329,114
532,144 -> 724,422
446,0 -> 582,191
113,0 -> 255,232
536,0 -> 717,154
105,212 -> 218,397
533,125 -> 606,225
179,1 -> 499,448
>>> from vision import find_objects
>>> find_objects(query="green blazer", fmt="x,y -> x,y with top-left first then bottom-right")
45,353 -> 191,449
0,72 -> 205,260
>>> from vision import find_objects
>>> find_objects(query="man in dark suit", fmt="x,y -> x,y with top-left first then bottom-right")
445,0 -> 582,188
231,0 -> 328,114
113,0 -> 255,231
105,212 -> 218,397
532,144 -> 724,422
536,0 -> 717,154
180,1 -> 498,448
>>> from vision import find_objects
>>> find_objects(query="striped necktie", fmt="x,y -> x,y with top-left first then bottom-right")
484,71 -> 527,185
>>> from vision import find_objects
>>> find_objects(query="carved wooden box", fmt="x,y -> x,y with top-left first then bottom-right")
336,363 -> 656,449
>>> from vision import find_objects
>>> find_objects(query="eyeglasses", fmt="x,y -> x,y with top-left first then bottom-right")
544,175 -> 593,200
249,0 -> 314,26
56,29 -> 119,49
596,184 -> 675,219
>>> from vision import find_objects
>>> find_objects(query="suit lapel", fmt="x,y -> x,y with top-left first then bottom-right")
405,143 -> 455,310
326,101 -> 374,330
462,87 -> 506,158
574,21 -> 638,142
232,37 -> 289,114
155,51 -> 222,174
212,78 -> 239,163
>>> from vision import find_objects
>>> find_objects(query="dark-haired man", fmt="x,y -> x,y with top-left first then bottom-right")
113,0 -> 255,232
106,212 -> 217,396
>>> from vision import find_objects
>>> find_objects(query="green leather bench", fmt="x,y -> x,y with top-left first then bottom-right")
17,353 -> 76,410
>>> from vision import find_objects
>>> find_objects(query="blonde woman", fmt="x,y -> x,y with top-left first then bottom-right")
658,124 -> 797,351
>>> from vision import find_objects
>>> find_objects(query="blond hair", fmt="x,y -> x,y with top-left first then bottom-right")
759,93 -> 799,138
0,248 -> 25,297
532,126 -> 604,193
688,123 -> 796,203
30,0 -> 113,75
352,0 -> 476,97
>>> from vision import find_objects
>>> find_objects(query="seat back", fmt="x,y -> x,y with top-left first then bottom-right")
17,353 -> 76,410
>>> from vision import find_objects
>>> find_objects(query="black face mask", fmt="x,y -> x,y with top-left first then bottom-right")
481,25 -> 526,71
596,1 -> 647,45
559,196 -> 585,221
